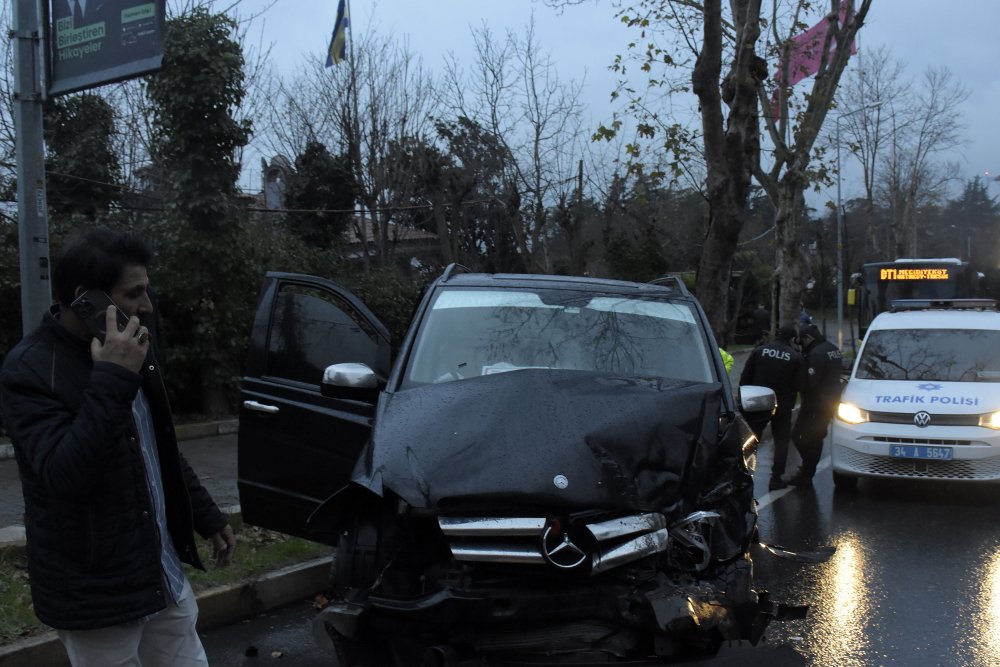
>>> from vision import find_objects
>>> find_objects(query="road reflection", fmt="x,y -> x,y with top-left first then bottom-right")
969,548 -> 1000,666
802,531 -> 874,666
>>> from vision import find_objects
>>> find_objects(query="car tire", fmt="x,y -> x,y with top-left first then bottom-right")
832,470 -> 859,490
716,554 -> 755,607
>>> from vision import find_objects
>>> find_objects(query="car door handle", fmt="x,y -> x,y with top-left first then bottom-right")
243,400 -> 280,415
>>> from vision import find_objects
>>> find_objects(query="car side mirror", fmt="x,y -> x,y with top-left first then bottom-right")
321,362 -> 382,402
738,385 -> 777,416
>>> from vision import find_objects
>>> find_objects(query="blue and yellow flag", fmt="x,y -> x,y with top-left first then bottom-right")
326,0 -> 350,67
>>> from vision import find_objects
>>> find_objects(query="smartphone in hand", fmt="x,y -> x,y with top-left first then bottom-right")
70,290 -> 130,343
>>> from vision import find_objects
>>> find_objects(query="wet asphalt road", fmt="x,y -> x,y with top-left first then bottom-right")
753,461 -> 1000,666
199,437 -> 1000,667
200,597 -> 328,666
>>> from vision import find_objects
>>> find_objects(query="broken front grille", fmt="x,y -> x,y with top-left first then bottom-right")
437,513 -> 670,574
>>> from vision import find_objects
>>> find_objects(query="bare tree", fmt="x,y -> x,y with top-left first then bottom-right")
877,67 -> 968,256
0,2 -> 17,209
252,23 -> 441,268
442,17 -> 588,273
834,45 -> 906,259
836,54 -> 968,260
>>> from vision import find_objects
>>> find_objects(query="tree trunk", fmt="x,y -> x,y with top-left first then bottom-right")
199,339 -> 230,417
864,199 -> 879,258
691,0 -> 762,340
775,181 -> 808,326
201,376 -> 230,417
759,1 -> 874,336
904,187 -> 919,256
695,221 -> 738,340
432,202 -> 454,265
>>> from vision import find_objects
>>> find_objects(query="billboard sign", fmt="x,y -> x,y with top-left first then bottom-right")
48,0 -> 166,96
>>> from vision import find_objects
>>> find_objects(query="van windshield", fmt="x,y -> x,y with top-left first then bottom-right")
401,287 -> 715,388
856,329 -> 1000,382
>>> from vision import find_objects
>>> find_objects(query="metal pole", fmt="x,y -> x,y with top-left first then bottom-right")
836,119 -> 844,352
835,102 -> 883,352
13,0 -> 51,335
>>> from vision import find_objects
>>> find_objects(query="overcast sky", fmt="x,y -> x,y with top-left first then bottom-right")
234,0 -> 1000,206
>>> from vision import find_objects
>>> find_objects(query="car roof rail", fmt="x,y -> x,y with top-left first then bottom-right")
648,274 -> 691,295
440,263 -> 473,282
889,298 -> 998,312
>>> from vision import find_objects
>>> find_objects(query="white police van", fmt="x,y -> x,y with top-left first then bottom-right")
831,299 -> 1000,489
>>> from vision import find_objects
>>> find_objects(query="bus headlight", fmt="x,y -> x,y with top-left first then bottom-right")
837,402 -> 869,425
978,411 -> 1000,429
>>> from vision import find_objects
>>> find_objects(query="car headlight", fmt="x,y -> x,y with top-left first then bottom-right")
978,411 -> 1000,429
741,433 -> 758,472
837,402 -> 869,424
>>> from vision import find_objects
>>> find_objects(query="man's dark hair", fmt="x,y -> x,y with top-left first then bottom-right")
52,228 -> 153,306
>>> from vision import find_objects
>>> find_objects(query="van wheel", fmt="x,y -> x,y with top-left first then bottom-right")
832,471 -> 858,490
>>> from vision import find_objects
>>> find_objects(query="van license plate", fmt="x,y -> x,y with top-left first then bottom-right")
889,445 -> 953,460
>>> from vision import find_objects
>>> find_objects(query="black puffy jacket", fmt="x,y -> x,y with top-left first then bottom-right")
739,339 -> 806,404
0,311 -> 226,630
801,335 -> 843,411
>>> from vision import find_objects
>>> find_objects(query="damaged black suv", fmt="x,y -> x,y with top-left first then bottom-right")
238,267 -> 777,666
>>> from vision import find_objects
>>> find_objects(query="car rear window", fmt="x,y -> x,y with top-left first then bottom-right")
856,328 -> 1000,382
402,287 -> 714,387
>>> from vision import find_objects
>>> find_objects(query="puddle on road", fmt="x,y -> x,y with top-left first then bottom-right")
968,550 -> 1000,667
799,531 -> 876,667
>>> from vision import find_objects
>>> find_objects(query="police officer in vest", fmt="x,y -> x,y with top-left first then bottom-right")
788,323 -> 844,486
739,325 -> 806,490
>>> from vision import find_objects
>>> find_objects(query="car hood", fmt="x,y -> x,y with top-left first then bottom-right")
351,370 -> 725,512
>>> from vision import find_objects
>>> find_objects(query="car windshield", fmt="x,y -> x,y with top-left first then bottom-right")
401,287 -> 715,388
856,328 -> 1000,382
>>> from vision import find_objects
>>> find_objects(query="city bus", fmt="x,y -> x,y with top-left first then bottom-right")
849,258 -> 983,338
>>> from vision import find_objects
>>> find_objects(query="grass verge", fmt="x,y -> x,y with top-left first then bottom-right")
0,525 -> 330,645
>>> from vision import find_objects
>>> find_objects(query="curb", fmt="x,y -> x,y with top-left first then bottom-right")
0,419 -> 239,462
0,555 -> 334,667
173,419 -> 239,442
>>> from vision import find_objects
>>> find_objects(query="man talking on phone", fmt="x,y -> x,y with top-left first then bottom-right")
0,228 -> 235,666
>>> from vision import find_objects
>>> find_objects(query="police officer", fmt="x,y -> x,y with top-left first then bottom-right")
788,323 -> 844,486
739,325 -> 806,490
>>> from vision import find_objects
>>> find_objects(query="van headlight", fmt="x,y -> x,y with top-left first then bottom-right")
978,411 -> 1000,429
837,402 -> 869,425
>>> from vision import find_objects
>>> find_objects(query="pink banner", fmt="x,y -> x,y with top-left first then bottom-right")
775,5 -> 857,88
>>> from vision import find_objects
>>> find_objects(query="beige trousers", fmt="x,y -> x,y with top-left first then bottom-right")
56,578 -> 207,667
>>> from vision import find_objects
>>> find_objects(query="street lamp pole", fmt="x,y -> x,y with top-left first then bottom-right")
835,102 -> 881,351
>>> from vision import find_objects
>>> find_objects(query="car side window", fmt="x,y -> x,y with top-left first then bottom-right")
266,283 -> 380,386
